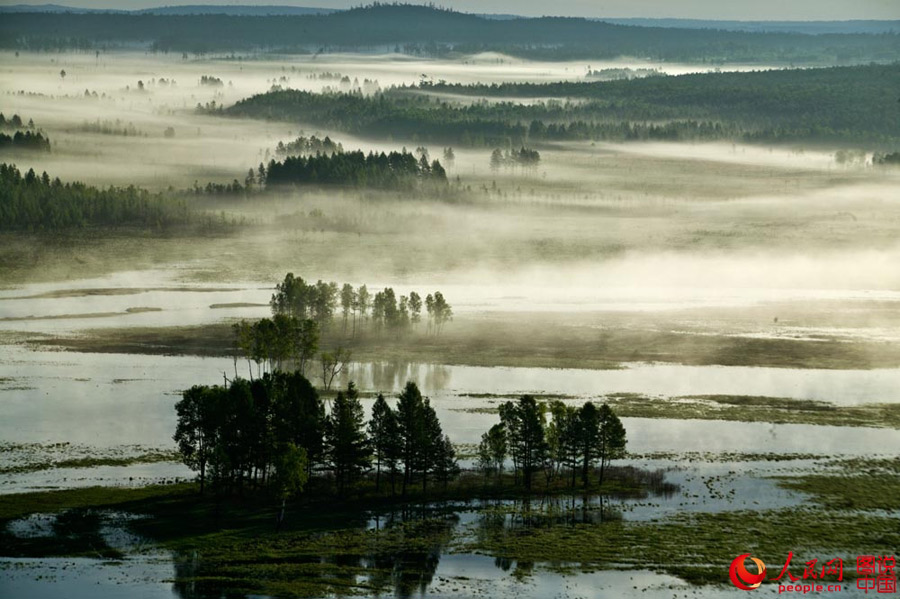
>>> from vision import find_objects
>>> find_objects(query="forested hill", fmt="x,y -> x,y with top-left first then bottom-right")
2,3 -> 899,64
222,64 -> 900,146
414,62 -> 900,115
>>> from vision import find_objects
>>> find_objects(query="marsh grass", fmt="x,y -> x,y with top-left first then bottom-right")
454,392 -> 900,429
29,314 -> 900,371
2,463 -> 897,595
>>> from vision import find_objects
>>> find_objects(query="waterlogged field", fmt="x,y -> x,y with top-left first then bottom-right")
1,49 -> 899,598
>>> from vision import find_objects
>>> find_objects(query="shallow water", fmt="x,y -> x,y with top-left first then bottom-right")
2,342 -> 899,496
0,521 -> 877,599
2,346 -> 898,448
0,556 -> 178,599
5,269 -> 900,334
0,555 -> 774,599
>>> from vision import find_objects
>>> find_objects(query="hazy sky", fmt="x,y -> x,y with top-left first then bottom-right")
3,0 -> 899,20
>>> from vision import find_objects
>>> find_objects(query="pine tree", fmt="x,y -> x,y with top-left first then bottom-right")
368,393 -> 400,494
577,402 -> 601,487
395,381 -> 426,497
324,382 -> 371,495
500,396 -> 548,491
597,403 -> 627,486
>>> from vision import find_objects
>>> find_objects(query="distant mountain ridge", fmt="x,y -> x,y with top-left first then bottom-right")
1,3 -> 898,63
0,3 -> 337,15
0,4 -> 897,33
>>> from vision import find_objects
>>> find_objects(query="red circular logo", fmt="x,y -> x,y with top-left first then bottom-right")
730,554 -> 767,591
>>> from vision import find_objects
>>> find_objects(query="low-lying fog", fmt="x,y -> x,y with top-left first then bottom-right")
2,49 -> 898,332
1,46 -> 899,599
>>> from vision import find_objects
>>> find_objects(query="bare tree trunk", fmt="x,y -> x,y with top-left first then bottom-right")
402,462 -> 409,497
276,496 -> 286,531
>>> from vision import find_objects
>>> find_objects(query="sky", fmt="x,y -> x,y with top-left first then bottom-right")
2,0 -> 899,20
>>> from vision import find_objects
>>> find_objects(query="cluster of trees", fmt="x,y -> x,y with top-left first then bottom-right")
270,273 -> 453,336
369,381 -> 458,496
173,375 -> 458,502
199,75 -> 224,87
226,64 -> 900,146
585,67 -> 663,81
490,147 -> 540,170
478,397 -> 626,491
2,5 -> 896,64
185,146 -> 446,196
231,315 -> 324,381
318,75 -> 382,96
190,178 -> 248,196
833,148 -> 867,166
0,163 -> 203,231
75,119 -> 144,137
874,151 -> 900,166
263,150 -> 447,190
230,273 -> 453,384
0,113 -> 35,130
442,147 -> 455,166
0,130 -> 50,151
275,134 -> 343,157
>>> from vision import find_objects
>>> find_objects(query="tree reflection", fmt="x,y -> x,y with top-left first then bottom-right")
338,361 -> 452,395
171,508 -> 458,599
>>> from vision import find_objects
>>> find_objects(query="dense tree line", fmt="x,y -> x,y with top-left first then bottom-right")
0,130 -> 50,151
185,147 -> 445,195
414,64 -> 900,144
270,272 -> 452,336
478,397 -> 627,491
231,274 -> 452,386
225,64 -> 900,146
275,134 -> 343,157
190,179 -> 248,196
263,150 -> 447,190
490,147 -> 540,171
0,113 -> 36,130
226,89 -> 746,145
1,4 -> 897,64
0,163 -> 204,231
585,67 -> 663,81
199,75 -> 224,87
74,119 -> 144,137
174,375 -> 458,503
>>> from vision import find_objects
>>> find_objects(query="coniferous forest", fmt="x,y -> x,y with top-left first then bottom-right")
0,164 -> 194,230
223,64 -> 900,146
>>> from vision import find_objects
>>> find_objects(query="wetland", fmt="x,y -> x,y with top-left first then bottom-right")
1,7 -> 899,597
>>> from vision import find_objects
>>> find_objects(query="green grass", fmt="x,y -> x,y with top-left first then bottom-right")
29,314 -> 900,372
0,450 -> 181,476
776,458 -> 900,510
459,507 -> 900,586
454,393 -> 900,429
0,483 -> 194,521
